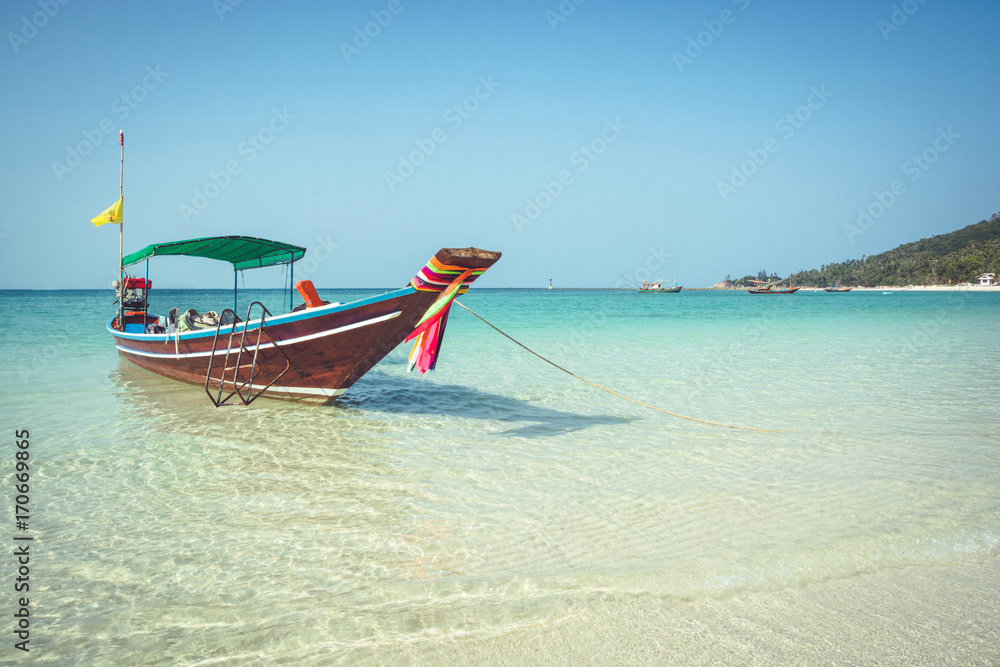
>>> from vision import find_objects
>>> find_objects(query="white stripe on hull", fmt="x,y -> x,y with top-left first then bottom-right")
218,383 -> 346,398
115,311 -> 401,360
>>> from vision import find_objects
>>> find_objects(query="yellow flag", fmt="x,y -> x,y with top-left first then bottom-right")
91,196 -> 123,226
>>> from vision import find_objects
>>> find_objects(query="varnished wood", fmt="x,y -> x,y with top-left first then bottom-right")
110,248 -> 501,404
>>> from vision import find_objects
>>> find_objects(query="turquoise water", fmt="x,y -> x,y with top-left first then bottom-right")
1,288 -> 998,663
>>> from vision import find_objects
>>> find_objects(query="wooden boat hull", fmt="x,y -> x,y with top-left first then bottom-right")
746,287 -> 800,294
823,287 -> 852,292
109,248 -> 500,404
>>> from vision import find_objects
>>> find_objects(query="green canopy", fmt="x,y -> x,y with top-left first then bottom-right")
122,236 -> 306,271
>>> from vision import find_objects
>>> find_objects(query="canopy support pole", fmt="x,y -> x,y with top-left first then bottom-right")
118,131 -> 124,331
289,259 -> 294,312
234,269 -> 238,313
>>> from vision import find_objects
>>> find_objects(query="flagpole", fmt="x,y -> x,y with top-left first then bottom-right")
118,130 -> 124,331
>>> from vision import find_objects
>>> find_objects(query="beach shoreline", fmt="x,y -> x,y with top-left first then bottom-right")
811,285 -> 998,292
707,285 -> 1000,292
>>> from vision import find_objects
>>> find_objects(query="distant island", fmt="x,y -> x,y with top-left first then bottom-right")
719,212 -> 1000,288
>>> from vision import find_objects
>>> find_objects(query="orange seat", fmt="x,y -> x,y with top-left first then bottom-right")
295,280 -> 324,309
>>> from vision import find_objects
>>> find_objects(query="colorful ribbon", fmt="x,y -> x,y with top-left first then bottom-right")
411,256 -> 486,293
406,268 -> 473,373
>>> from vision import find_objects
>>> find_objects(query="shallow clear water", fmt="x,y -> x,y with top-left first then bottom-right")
1,288 -> 998,664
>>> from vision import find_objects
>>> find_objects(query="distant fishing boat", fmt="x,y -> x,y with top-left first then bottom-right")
824,285 -> 852,292
638,280 -> 682,293
746,279 -> 799,294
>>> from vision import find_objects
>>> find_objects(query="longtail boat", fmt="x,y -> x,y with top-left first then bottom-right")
746,279 -> 799,294
637,280 -> 682,293
823,285 -> 852,292
92,134 -> 500,406
108,236 -> 501,405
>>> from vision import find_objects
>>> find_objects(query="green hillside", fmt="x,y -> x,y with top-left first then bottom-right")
785,212 -> 1000,287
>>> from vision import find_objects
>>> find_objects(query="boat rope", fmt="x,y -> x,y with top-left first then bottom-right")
618,273 -> 641,288
454,301 -> 783,433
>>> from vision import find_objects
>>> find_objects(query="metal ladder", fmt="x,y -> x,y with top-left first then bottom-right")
204,301 -> 291,407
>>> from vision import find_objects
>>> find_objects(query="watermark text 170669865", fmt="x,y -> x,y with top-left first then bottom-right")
13,429 -> 32,653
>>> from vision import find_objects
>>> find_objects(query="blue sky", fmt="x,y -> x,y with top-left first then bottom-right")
1,0 -> 997,288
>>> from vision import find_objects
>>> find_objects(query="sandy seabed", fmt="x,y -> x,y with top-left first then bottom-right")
411,560 -> 1000,666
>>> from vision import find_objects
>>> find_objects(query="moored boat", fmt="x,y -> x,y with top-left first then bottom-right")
746,279 -> 799,294
823,285 -> 852,292
107,237 -> 500,405
92,132 -> 501,406
638,280 -> 682,293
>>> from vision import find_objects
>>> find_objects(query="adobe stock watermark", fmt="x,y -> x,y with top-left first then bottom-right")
878,0 -> 930,40
16,331 -> 66,384
51,66 -> 169,182
340,0 -> 412,63
614,246 -> 672,288
897,291 -> 967,359
7,0 -> 70,53
843,126 -> 958,243
546,0 -> 586,30
550,311 -> 610,374
710,299 -> 783,375
717,85 -> 832,201
213,0 -> 243,21
294,234 -> 340,281
511,117 -> 627,233
384,76 -> 500,192
673,0 -> 751,73
179,108 -> 295,223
